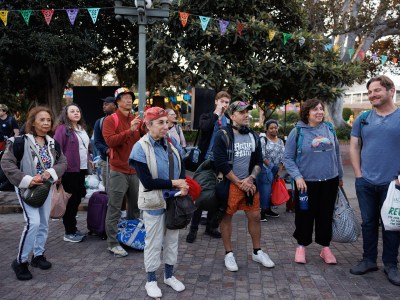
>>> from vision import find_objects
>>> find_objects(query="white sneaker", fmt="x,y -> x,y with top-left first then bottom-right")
145,281 -> 162,298
107,245 -> 128,257
164,276 -> 185,292
252,250 -> 275,268
224,252 -> 238,272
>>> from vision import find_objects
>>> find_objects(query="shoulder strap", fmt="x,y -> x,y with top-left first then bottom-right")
13,136 -> 26,165
176,124 -> 181,136
99,116 -> 105,133
325,121 -> 336,136
358,110 -> 371,148
167,140 -> 174,179
53,140 -> 61,161
112,113 -> 119,129
295,126 -> 303,163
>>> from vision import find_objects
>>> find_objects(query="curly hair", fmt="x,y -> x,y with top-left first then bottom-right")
55,103 -> 87,131
300,98 -> 325,124
25,106 -> 55,136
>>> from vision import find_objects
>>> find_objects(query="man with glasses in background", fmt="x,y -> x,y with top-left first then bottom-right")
213,101 -> 275,272
0,104 -> 19,151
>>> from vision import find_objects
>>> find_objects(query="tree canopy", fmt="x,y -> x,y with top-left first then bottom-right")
148,0 -> 364,122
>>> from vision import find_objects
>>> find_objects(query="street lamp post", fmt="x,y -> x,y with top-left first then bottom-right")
114,0 -> 172,117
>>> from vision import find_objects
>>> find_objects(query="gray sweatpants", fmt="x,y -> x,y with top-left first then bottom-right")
106,170 -> 140,248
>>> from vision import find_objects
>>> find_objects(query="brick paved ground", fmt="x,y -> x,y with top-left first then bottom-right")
1,166 -> 399,299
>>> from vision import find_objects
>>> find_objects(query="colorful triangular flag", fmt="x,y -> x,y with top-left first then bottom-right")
179,12 -> 190,28
87,8 -> 100,24
219,20 -> 229,35
20,10 -> 32,26
42,9 -> 55,26
359,50 -> 365,60
236,22 -> 245,36
282,33 -> 292,45
66,9 -> 79,26
324,43 -> 333,51
393,57 -> 398,64
372,52 -> 378,62
348,48 -> 355,59
199,16 -> 210,31
298,36 -> 305,47
0,10 -> 8,26
381,54 -> 388,65
268,30 -> 276,42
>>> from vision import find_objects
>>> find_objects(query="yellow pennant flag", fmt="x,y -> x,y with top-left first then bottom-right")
333,44 -> 340,52
268,30 -> 276,42
0,10 -> 8,26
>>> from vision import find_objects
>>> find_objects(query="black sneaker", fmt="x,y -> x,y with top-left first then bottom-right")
199,217 -> 207,226
265,209 -> 280,218
31,255 -> 52,270
11,259 -> 32,281
186,229 -> 197,243
205,228 -> 222,238
260,212 -> 268,222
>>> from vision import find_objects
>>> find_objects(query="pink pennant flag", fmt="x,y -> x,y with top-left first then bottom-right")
179,12 -> 190,28
359,50 -> 365,60
42,9 -> 54,26
66,9 -> 79,26
393,57 -> 398,64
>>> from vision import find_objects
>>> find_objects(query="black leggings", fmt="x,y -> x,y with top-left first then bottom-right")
62,171 -> 86,234
293,177 -> 339,247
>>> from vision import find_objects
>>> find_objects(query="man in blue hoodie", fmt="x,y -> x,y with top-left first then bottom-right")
350,75 -> 400,286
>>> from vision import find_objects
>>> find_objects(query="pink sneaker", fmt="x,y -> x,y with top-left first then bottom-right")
320,247 -> 337,264
294,247 -> 306,264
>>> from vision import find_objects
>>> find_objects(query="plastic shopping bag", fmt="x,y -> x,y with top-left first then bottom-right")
381,176 -> 400,231
271,178 -> 290,206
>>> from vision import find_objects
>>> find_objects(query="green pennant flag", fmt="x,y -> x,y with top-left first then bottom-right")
20,10 -> 32,26
283,33 -> 292,45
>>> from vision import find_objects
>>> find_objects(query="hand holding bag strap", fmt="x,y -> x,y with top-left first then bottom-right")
167,140 -> 174,180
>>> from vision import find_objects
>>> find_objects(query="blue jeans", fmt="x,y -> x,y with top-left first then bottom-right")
355,177 -> 400,267
256,166 -> 274,209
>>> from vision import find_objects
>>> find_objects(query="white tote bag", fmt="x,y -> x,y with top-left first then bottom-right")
381,176 -> 400,231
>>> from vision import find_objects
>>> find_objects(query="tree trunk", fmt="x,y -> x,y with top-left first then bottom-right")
326,96 -> 347,127
46,65 -> 73,117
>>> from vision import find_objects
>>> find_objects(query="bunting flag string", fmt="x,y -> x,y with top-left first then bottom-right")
219,20 -> 229,35
41,9 -> 54,26
66,8 -> 79,26
87,8 -> 100,24
20,10 -> 32,26
199,16 -> 210,31
0,10 -> 8,26
0,5 -> 398,66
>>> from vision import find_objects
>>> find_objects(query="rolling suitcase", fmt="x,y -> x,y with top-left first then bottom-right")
87,158 -> 109,239
87,191 -> 108,239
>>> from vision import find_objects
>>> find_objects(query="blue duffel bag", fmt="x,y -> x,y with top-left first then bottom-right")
117,219 -> 146,250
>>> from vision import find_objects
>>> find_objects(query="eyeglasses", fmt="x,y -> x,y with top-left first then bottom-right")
168,113 -> 176,117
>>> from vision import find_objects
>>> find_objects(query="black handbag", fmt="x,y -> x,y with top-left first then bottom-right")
165,195 -> 196,230
21,140 -> 53,208
165,141 -> 196,229
23,180 -> 52,208
183,130 -> 202,172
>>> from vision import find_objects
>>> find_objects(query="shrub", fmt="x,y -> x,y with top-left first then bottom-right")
335,125 -> 352,141
342,107 -> 353,121
183,130 -> 199,144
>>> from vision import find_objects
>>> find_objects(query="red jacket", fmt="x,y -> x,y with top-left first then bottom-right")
102,109 -> 141,174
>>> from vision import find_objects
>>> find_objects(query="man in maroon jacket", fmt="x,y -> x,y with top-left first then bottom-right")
102,87 -> 144,257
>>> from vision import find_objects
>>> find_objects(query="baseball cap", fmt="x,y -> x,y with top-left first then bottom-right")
0,104 -> 9,111
101,96 -> 116,104
144,107 -> 168,123
227,101 -> 253,115
114,87 -> 135,100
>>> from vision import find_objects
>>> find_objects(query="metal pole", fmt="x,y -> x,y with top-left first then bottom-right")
138,23 -> 146,118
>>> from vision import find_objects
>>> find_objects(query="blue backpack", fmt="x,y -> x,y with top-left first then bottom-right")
295,121 -> 336,163
358,110 -> 371,149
